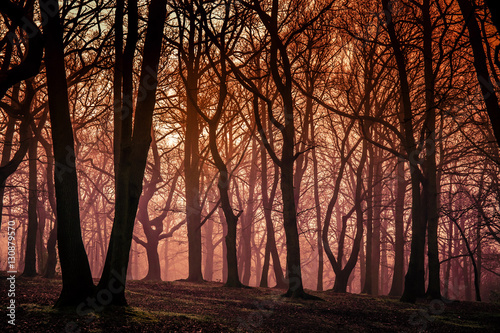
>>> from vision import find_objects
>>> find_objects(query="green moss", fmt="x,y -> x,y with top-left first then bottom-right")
22,303 -> 56,314
434,316 -> 485,329
155,310 -> 211,322
121,307 -> 159,323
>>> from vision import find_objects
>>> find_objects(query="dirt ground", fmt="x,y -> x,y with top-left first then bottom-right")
1,274 -> 499,332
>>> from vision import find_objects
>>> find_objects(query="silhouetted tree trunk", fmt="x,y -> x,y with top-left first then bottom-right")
98,0 -> 167,305
248,0 -> 315,298
371,149 -> 382,296
259,142 -> 286,288
134,137 -> 182,281
36,123 -> 58,279
458,0 -> 500,148
22,133 -> 38,277
362,159 -> 373,294
0,116 -> 15,225
220,207 -> 228,283
181,5 -> 204,282
383,0 -> 427,303
241,137 -> 258,285
422,0 -> 441,300
389,156 -> 406,296
380,227 -> 388,295
145,239 -> 161,280
326,138 -> 367,293
44,226 -> 57,278
206,62 -> 243,287
39,0 -> 95,307
443,212 -> 453,299
312,122 -> 323,291
204,217 -> 215,281
450,212 -> 481,301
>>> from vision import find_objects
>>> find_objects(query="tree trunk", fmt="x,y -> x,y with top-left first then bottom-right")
259,122 -> 286,289
458,0 -> 500,148
422,0 -> 441,300
204,218 -> 215,281
98,0 -> 167,305
380,231 -> 388,295
22,134 -> 38,277
280,151 -> 304,297
208,118 -> 243,287
383,0 -> 426,303
144,238 -> 161,281
241,137 -> 258,285
39,0 -> 95,307
184,50 -> 203,283
260,231 -> 271,288
43,225 -> 57,278
220,207 -> 228,283
389,157 -> 406,296
0,117 -> 15,225
362,150 -> 374,294
371,149 -> 382,296
312,127 -> 323,291
36,203 -> 47,274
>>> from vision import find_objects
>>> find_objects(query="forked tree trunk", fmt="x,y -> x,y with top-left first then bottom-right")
98,0 -> 167,305
329,139 -> 367,293
259,105 -> 286,289
383,0 -> 427,303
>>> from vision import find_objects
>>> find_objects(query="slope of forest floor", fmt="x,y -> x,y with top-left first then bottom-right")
1,273 -> 499,332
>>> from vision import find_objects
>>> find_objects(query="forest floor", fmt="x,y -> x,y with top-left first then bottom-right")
0,273 -> 499,332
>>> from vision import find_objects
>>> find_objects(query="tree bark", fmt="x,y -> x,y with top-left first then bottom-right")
22,133 -> 38,277
311,122 -> 323,291
183,17 -> 204,282
98,0 -> 167,305
458,0 -> 500,148
389,157 -> 406,296
259,104 -> 286,289
422,0 -> 441,300
39,0 -> 95,307
241,137 -> 258,285
362,149 -> 373,294
383,0 -> 427,303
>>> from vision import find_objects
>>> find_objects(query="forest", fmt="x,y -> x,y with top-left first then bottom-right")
1,0 -> 500,331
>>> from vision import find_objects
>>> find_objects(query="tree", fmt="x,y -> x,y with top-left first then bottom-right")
382,0 -> 427,303
0,0 -> 42,228
457,0 -> 500,149
97,0 -> 168,305
38,0 -> 95,307
0,0 -> 42,98
134,136 -> 184,281
234,0 -> 334,298
170,0 -> 205,282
